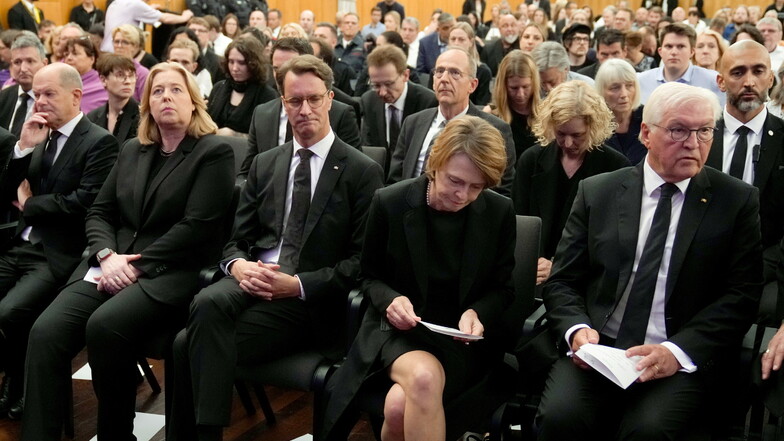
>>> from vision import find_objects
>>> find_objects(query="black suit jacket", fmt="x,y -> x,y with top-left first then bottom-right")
543,164 -> 762,372
4,116 -> 118,280
0,85 -> 22,130
86,99 -> 141,147
223,138 -> 384,346
75,135 -> 235,306
481,38 -> 518,77
388,104 -> 517,197
241,99 -> 361,179
706,114 -> 784,249
359,81 -> 437,149
525,0 -> 550,17
8,1 -> 41,32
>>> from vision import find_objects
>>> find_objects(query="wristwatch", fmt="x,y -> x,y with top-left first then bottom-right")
96,248 -> 115,263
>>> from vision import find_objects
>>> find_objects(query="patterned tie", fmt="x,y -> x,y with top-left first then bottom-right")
278,149 -> 315,274
729,125 -> 750,180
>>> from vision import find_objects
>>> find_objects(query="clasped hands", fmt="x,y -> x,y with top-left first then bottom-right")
96,253 -> 143,295
385,296 -> 484,343
230,259 -> 300,300
570,327 -> 680,382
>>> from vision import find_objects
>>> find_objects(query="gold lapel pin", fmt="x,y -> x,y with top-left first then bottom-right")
700,198 -> 707,203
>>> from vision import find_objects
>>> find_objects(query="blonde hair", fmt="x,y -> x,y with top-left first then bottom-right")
280,22 -> 308,39
491,51 -> 541,126
138,62 -> 217,145
450,22 -> 480,63
113,24 -> 141,47
425,115 -> 507,188
691,30 -> 728,69
532,80 -> 616,151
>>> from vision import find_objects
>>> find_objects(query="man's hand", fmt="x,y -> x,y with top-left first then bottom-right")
537,257 -> 553,285
386,296 -> 420,330
570,327 -> 600,370
456,308 -> 484,342
762,324 -> 784,380
97,253 -> 143,294
238,264 -> 300,300
19,112 -> 49,150
12,179 -> 31,211
627,344 -> 680,382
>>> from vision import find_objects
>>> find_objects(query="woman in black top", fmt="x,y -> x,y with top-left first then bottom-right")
69,0 -> 105,34
87,54 -> 140,146
207,37 -> 277,137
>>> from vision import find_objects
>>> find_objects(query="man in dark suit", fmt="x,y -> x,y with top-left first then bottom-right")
0,63 -> 118,419
335,12 -> 366,75
389,47 -> 516,196
188,17 -> 225,84
167,55 -> 384,441
707,41 -> 784,284
7,0 -> 42,33
0,35 -> 47,137
525,0 -> 551,18
481,12 -> 519,77
416,12 -> 455,76
361,44 -> 437,151
536,82 -> 762,439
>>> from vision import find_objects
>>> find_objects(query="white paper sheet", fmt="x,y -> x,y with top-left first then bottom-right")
82,266 -> 102,285
575,343 -> 645,389
419,321 -> 484,341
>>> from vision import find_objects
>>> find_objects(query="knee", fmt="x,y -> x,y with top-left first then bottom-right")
383,384 -> 406,426
403,363 -> 444,406
189,289 -> 229,324
172,329 -> 188,363
618,410 -> 674,441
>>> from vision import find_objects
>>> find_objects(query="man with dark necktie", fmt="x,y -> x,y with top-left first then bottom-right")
167,55 -> 384,441
0,35 -> 48,138
0,63 -> 118,419
536,82 -> 763,439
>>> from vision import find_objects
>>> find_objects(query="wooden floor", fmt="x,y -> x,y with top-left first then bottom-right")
0,349 -> 376,441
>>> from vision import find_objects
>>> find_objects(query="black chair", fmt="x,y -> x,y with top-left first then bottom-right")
361,146 -> 388,176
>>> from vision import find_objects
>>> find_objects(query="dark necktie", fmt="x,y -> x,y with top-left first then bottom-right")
729,125 -> 750,180
10,93 -> 28,139
40,130 -> 61,190
615,182 -> 679,349
278,149 -> 314,274
421,120 -> 446,175
388,105 -> 400,150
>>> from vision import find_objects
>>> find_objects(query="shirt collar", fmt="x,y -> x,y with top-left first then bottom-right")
723,106 -> 767,136
53,113 -> 84,138
643,155 -> 691,196
21,0 -> 34,9
435,103 -> 470,126
292,129 -> 335,160
656,62 -> 695,84
386,82 -> 408,111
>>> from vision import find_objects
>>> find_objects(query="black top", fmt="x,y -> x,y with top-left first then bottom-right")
69,5 -> 104,32
207,81 -> 278,134
423,205 -> 467,326
606,106 -> 646,166
470,62 -> 492,106
136,51 -> 159,70
547,165 -> 577,259
511,110 -> 538,160
145,151 -> 171,193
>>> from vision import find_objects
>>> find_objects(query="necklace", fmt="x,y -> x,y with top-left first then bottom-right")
426,180 -> 432,207
159,147 -> 175,157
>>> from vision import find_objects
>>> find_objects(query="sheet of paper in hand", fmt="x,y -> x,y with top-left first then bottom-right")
575,343 -> 644,389
419,321 -> 484,341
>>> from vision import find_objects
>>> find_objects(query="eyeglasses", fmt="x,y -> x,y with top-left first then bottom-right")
113,39 -> 133,47
368,74 -> 402,91
111,71 -> 136,81
282,90 -> 330,109
651,124 -> 717,142
432,67 -> 468,80
570,36 -> 590,42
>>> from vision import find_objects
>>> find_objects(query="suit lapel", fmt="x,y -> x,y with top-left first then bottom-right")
403,109 -> 437,178
142,136 -> 195,212
116,101 -> 138,143
133,143 -> 155,222
458,192 -> 487,304
272,143 -> 293,237
374,98 -> 387,148
302,140 -> 347,245
706,119 -> 725,170
754,115 -> 781,193
665,170 -> 711,303
402,82 -> 417,119
268,101 -> 283,151
532,146 -> 558,243
616,165 -> 644,301
403,179 -> 429,296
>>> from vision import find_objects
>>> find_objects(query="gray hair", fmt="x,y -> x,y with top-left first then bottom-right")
438,12 -> 455,25
595,58 -> 641,110
10,34 -> 46,60
757,17 -> 782,32
402,16 -> 420,30
532,41 -> 570,71
57,63 -> 84,90
643,82 -> 720,127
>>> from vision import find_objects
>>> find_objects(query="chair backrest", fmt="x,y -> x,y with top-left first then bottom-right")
215,135 -> 250,175
361,146 -> 388,175
513,215 -> 542,327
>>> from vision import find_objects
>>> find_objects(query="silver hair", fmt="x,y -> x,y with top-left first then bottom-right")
10,34 -> 46,60
532,41 -> 570,71
643,82 -> 721,127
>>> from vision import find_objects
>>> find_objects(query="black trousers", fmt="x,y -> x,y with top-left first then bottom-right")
0,241 -> 60,379
535,357 -> 705,441
167,276 -> 315,441
21,278 -> 180,441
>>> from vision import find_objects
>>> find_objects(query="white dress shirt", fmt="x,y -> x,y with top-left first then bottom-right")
721,107 -> 766,185
415,104 -> 469,175
9,89 -> 34,132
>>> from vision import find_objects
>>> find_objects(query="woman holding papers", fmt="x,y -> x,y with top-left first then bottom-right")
322,116 -> 516,440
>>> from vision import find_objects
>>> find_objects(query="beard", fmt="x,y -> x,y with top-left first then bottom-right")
729,87 -> 768,113
504,34 -> 518,44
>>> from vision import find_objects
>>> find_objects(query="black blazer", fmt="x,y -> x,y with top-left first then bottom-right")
4,116 -> 118,280
388,104 -> 517,197
0,85 -> 22,130
241,99 -> 362,179
322,175 -> 516,439
462,0 -> 488,22
359,81 -> 437,149
75,135 -> 235,306
543,164 -> 762,371
86,99 -> 140,147
481,38 -> 518,77
706,114 -> 784,249
207,81 -> 278,134
332,86 -> 362,120
512,143 -> 630,258
223,138 -> 384,347
525,0 -> 551,17
8,1 -> 41,32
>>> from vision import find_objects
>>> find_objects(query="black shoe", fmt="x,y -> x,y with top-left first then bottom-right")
7,396 -> 22,420
0,376 -> 20,415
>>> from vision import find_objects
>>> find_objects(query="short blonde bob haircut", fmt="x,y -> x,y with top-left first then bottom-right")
532,80 -> 616,151
113,24 -> 142,48
138,62 -> 217,145
491,51 -> 541,127
425,115 -> 507,189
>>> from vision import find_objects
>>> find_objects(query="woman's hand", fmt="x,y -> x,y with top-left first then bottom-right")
457,309 -> 484,342
97,253 -> 143,295
536,257 -> 553,285
386,296 -> 420,330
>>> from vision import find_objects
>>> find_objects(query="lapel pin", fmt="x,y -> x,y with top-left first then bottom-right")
769,130 -> 774,136
333,165 -> 339,170
700,198 -> 707,203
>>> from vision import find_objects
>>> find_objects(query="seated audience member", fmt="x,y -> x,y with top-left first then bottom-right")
757,17 -> 784,72
203,15 -> 231,58
449,22 -> 491,105
37,21 -> 56,51
389,47 -> 516,196
188,17 -> 225,84
729,23 -> 765,45
312,22 -> 357,96
384,10 -> 402,33
50,24 -> 84,65
248,9 -> 266,29
724,5 -> 750,40
337,13 -> 369,75
535,81 -> 762,441
1,63 -> 117,422
0,35 -> 48,138
707,41 -> 784,285
363,6 -> 387,38
577,29 -> 627,79
625,30 -> 655,72
166,55 -> 384,441
86,23 -> 104,54
638,23 -> 724,105
129,27 -> 159,70
0,30 -> 22,84
62,36 -> 108,114
221,13 -> 241,40
322,115 -> 516,439
519,23 -> 547,54
418,12 -> 456,76
767,63 -> 784,119
481,12 -> 517,76
112,24 -> 150,101
280,22 -> 309,39
21,62 -> 234,441
532,41 -> 594,97
484,51 -> 541,159
361,44 -> 437,151
401,16 -> 421,69
562,23 -> 593,71
69,0 -> 104,36
513,80 -> 628,284
596,58 -> 646,164
693,30 -> 727,71
240,37 -> 362,180
207,37 -> 277,137
168,39 -> 212,98
352,30 -> 419,97
87,54 -> 140,145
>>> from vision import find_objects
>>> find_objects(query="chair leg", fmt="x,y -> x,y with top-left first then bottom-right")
252,383 -> 277,424
138,357 -> 161,394
234,380 -> 256,416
